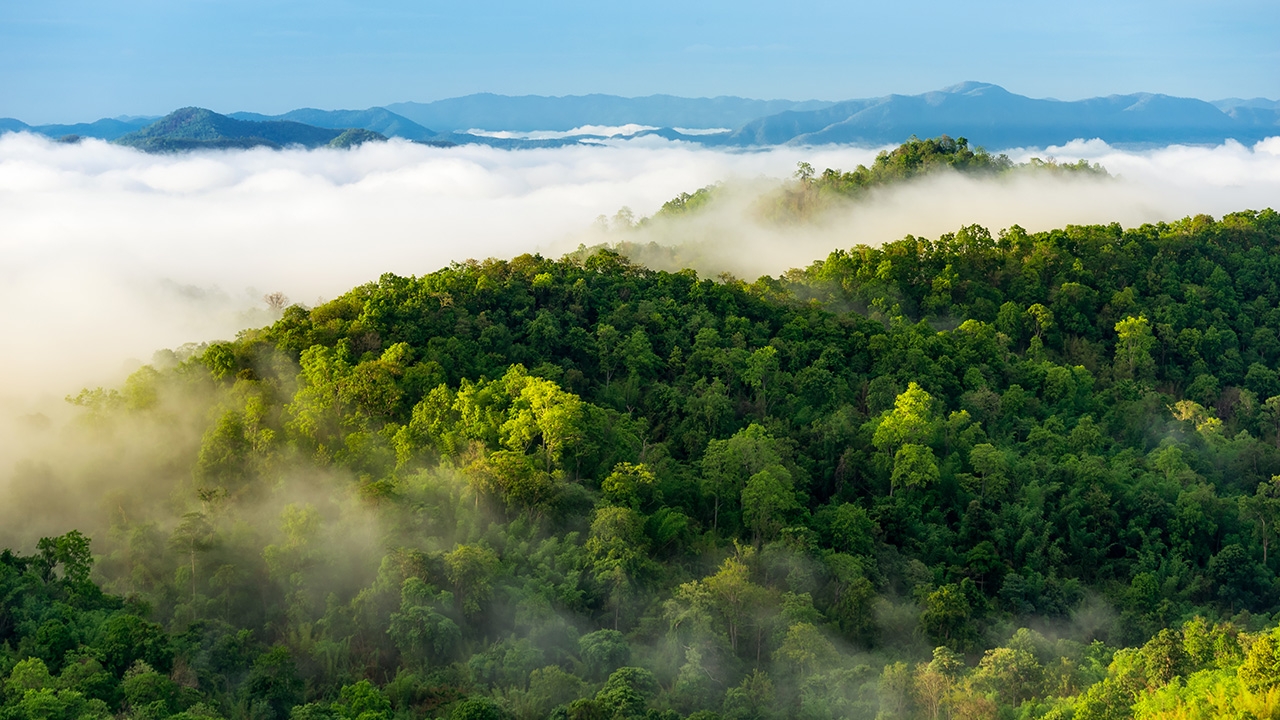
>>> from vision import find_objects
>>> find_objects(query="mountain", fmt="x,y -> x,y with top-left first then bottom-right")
1213,97 -> 1280,111
34,117 -> 156,141
386,93 -> 834,132
9,84 -> 1277,152
1222,106 -> 1280,128
714,81 -> 1269,148
115,107 -> 386,152
0,116 -> 156,140
228,107 -> 436,141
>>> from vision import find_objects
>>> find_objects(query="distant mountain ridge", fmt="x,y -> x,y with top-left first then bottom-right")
0,116 -> 155,141
228,107 -> 437,142
3,83 -> 1277,151
385,93 -> 835,132
1213,98 -> 1280,111
711,82 -> 1279,148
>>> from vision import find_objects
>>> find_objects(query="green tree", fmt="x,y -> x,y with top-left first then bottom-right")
244,646 -> 303,720
586,507 -> 649,629
701,424 -> 786,530
891,444 -> 940,495
1241,476 -> 1280,566
965,443 -> 1008,500
500,366 -> 585,472
702,554 -> 766,655
600,462 -> 657,510
919,584 -> 976,650
444,544 -> 499,617
170,511 -> 215,602
741,465 -> 799,545
1114,315 -> 1156,380
578,630 -> 630,681
776,622 -> 836,680
388,577 -> 460,666
873,383 -> 937,495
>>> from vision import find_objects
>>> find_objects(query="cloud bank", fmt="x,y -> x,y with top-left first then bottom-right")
1,132 -> 1278,409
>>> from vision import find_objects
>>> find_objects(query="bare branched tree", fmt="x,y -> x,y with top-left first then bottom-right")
264,292 -> 289,312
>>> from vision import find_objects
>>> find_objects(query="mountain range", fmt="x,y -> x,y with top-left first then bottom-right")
385,94 -> 834,132
3,82 -> 1277,152
707,81 -> 1279,148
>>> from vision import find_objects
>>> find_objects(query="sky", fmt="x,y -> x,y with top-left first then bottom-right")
2,0 -> 1278,123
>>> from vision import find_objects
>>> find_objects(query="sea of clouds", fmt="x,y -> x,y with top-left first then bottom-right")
1,132 -> 1278,407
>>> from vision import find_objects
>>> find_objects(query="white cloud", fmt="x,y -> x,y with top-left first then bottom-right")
0,131 -> 1278,408
462,124 -> 659,140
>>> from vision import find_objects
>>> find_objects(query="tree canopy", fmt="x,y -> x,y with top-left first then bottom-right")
3,205 -> 1280,719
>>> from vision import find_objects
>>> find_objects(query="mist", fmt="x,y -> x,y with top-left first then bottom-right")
2,131 -> 1278,409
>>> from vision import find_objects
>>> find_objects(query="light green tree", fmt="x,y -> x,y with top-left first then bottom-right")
1025,304 -> 1054,339
586,506 -> 649,629
169,511 -> 215,603
1242,476 -> 1280,566
965,443 -> 1009,500
601,462 -> 658,510
499,366 -> 584,472
741,345 -> 780,413
891,443 -> 940,495
444,544 -> 499,617
777,622 -> 837,680
873,382 -> 939,495
700,424 -> 786,530
1114,315 -> 1156,380
741,465 -> 799,545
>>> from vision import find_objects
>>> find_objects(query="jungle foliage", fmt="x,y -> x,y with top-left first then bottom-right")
5,206 -> 1280,719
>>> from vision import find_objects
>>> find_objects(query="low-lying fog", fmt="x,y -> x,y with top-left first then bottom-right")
1,132 -> 1278,408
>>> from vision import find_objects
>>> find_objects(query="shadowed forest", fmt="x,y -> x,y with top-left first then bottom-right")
4,140 -> 1280,719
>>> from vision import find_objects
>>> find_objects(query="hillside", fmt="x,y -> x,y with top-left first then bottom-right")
114,107 -> 386,152
5,196 -> 1280,718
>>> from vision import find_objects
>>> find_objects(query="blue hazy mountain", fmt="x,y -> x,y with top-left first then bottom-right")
228,107 -> 436,141
35,117 -> 156,140
5,84 -> 1277,152
115,108 -> 386,151
712,82 -> 1278,148
386,94 -> 835,132
1213,98 -> 1280,111
0,116 -> 156,140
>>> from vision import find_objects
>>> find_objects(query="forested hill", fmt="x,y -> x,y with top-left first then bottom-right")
114,108 -> 388,152
7,209 -> 1280,719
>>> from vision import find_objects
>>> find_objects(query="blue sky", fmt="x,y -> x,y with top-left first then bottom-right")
3,0 -> 1278,123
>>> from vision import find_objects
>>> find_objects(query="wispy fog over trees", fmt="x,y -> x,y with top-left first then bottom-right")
2,141 -> 1280,717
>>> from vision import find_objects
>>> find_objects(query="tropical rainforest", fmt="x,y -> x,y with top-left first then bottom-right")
4,138 -> 1280,720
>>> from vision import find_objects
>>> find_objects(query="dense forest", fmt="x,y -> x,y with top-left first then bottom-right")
4,150 -> 1280,718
